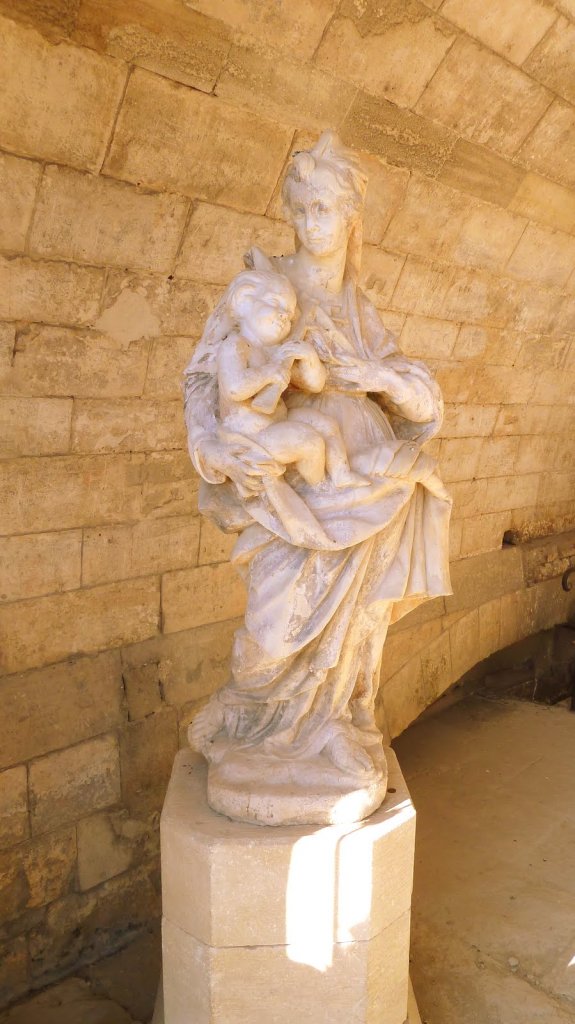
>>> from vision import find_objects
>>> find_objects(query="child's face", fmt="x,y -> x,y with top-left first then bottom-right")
241,288 -> 296,346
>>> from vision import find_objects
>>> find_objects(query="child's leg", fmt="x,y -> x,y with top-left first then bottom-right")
258,421 -> 326,485
287,407 -> 370,487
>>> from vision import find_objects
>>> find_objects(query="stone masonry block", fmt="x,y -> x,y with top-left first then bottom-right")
0,397 -> 72,457
506,223 -> 575,290
416,36 -> 551,158
524,16 -> 575,107
77,809 -> 159,891
83,515 -> 200,587
120,710 -> 178,814
162,563 -> 246,635
509,173 -> 575,237
30,165 -> 189,272
161,750 -> 414,948
144,337 -> 197,400
0,16 -> 126,171
0,766 -> 28,850
438,139 -> 524,208
71,398 -> 185,453
0,827 -> 76,923
517,100 -> 575,191
105,69 -> 293,213
0,256 -> 103,325
445,547 -> 525,615
0,529 -> 81,603
0,650 -> 123,770
29,734 -> 121,834
0,153 -> 41,254
441,0 -> 556,65
184,0 -> 337,61
0,576 -> 160,675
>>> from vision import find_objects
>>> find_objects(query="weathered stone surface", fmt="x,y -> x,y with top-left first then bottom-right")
183,0 -> 337,61
509,173 -> 575,237
0,530 -> 81,603
0,828 -> 76,924
0,257 -> 103,325
74,0 -> 231,91
451,325 -> 522,366
119,709 -> 178,814
506,223 -> 575,289
198,519 -> 237,566
0,651 -> 123,769
521,528 -> 575,587
29,734 -> 121,834
0,325 -> 150,399
315,1 -> 455,109
77,809 -> 158,891
0,577 -> 160,675
100,271 -> 219,338
105,69 -> 293,213
217,43 -> 356,129
438,139 -> 525,208
449,608 -> 480,681
439,438 -> 482,483
381,655 -> 426,740
71,399 -> 185,453
446,547 -> 524,614
83,515 -> 200,586
517,99 -> 575,190
416,36 -> 552,158
0,937 -> 28,1008
0,454 -> 144,535
141,451 -> 199,521
441,404 -> 499,438
175,203 -> 293,285
441,0 -> 556,65
144,336 -> 195,399
359,247 -> 405,309
362,157 -> 410,246
30,165 -> 189,272
0,16 -> 126,171
0,154 -> 41,254
122,660 -> 163,722
0,767 -> 28,850
0,397 -> 72,457
477,436 -> 520,478
342,90 -> 456,175
161,562 -> 246,634
524,16 -> 575,107
484,473 -> 540,515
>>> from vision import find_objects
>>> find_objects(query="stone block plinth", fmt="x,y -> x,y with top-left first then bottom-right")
158,749 -> 416,1024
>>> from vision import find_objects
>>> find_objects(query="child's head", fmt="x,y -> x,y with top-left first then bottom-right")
224,270 -> 297,346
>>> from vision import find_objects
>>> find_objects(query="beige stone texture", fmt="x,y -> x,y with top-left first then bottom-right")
484,473 -> 540,514
0,937 -> 28,1008
315,3 -> 455,109
83,516 -> 200,587
162,750 -> 414,947
144,337 -> 195,399
416,37 -> 552,158
119,709 -> 178,814
30,165 -> 189,272
447,547 -> 524,613
400,316 -> 457,360
71,399 -> 185,453
524,16 -> 575,106
460,513 -> 512,558
0,530 -> 81,603
342,90 -> 455,176
441,403 -> 499,438
0,153 -> 41,254
477,436 -> 520,478
438,139 -> 525,208
419,631 -> 452,703
0,766 -> 28,850
0,576 -> 160,675
391,256 -> 455,319
29,734 -> 121,834
105,69 -> 293,213
361,157 -> 410,246
77,809 -> 158,891
0,651 -> 123,770
449,607 -> 480,680
0,16 -> 126,171
509,173 -> 575,236
0,397 -> 72,457
183,0 -> 337,61
162,562 -> 246,634
0,325 -> 150,399
506,223 -> 575,289
100,271 -> 219,338
359,248 -> 405,309
122,660 -> 163,722
516,436 -> 559,475
381,620 -> 442,684
517,99 -> 575,189
440,0 -> 557,65
175,202 -> 293,285
439,438 -> 483,483
381,656 -> 426,740
74,0 -> 231,92
198,520 -> 237,566
0,828 -> 76,921
451,325 -> 523,365
141,451 -> 199,521
217,44 -> 357,129
0,256 -> 103,325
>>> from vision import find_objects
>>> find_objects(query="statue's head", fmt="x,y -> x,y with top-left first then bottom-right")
224,269 -> 297,346
282,132 -> 368,260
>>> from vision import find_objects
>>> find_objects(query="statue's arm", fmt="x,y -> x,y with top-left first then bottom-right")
219,336 -> 289,402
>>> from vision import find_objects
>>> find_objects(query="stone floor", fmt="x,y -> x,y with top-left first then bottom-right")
2,694 -> 573,1024
395,695 -> 575,1024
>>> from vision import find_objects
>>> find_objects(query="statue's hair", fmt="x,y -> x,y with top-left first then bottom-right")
282,131 -> 368,222
222,269 -> 296,325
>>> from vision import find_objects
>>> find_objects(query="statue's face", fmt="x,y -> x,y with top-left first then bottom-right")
241,288 -> 295,346
288,183 -> 351,257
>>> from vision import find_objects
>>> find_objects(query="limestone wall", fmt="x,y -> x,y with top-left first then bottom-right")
1,0 -> 575,1006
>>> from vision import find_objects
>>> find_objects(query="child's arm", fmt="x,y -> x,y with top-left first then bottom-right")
217,335 -> 289,403
277,338 -> 326,394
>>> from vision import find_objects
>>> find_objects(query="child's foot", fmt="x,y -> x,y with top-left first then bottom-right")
188,697 -> 225,754
330,467 -> 371,488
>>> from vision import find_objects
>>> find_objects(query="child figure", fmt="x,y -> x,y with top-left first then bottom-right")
216,269 -> 368,491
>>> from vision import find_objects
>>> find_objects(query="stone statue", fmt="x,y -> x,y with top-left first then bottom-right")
183,132 -> 452,826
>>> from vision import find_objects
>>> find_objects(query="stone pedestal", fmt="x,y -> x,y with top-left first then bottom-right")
157,749 -> 416,1024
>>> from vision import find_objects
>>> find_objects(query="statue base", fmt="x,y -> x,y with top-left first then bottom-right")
207,744 -> 388,826
157,749 -> 416,1024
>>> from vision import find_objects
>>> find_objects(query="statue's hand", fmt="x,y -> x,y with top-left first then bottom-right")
198,437 -> 282,494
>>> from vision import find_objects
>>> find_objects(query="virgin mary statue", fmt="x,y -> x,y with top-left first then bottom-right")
183,132 -> 451,826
